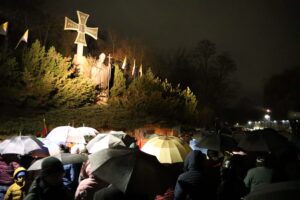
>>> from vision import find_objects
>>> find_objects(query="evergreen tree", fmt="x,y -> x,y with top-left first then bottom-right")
110,64 -> 126,97
20,40 -> 96,108
0,52 -> 21,104
109,68 -> 199,126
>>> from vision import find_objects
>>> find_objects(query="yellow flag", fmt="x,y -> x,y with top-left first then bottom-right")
0,22 -> 8,36
20,29 -> 29,43
15,29 -> 29,49
132,59 -> 136,76
121,56 -> 127,69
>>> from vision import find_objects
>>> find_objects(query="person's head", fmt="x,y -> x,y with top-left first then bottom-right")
222,159 -> 232,169
13,167 -> 27,185
256,155 -> 266,167
99,53 -> 106,63
207,150 -> 222,162
59,144 -> 69,153
41,157 -> 64,186
184,150 -> 207,171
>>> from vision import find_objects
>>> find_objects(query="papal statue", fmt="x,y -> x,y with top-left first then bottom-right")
91,53 -> 111,91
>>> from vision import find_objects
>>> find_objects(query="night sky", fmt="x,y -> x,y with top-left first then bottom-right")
46,0 -> 300,100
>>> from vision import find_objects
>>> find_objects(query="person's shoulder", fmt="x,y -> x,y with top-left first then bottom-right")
7,182 -> 21,191
27,178 -> 41,194
246,167 -> 258,175
24,192 -> 39,200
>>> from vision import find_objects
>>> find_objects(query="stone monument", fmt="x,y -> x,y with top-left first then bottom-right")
91,53 -> 112,103
64,10 -> 98,66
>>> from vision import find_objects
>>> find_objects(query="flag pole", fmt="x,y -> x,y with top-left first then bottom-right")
107,54 -> 112,98
43,115 -> 48,137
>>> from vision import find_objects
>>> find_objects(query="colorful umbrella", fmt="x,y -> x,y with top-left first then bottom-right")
141,136 -> 192,163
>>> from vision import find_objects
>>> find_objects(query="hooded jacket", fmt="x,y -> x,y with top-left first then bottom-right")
4,167 -> 27,200
174,151 -> 209,200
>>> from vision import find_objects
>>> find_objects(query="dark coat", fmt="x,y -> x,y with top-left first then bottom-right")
23,177 -> 72,200
174,151 -> 210,200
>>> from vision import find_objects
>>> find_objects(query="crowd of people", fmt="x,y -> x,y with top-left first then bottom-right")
0,128 -> 300,200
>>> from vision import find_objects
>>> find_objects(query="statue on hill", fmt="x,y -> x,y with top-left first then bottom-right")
91,53 -> 112,103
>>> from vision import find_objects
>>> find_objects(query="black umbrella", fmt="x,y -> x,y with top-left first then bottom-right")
28,153 -> 88,171
244,181 -> 300,200
89,148 -> 171,195
238,129 -> 289,152
195,133 -> 237,151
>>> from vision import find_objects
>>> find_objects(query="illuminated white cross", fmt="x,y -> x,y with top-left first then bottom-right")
64,10 -> 98,62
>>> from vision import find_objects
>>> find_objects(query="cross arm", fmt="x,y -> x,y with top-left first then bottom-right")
64,17 -> 79,31
85,27 -> 98,40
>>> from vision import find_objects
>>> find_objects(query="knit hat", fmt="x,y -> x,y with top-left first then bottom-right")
41,157 -> 64,176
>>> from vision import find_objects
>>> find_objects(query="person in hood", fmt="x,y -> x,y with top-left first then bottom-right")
4,167 -> 27,200
24,157 -> 72,200
174,150 -> 209,200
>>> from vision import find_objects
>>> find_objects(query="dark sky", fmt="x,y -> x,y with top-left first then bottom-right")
46,0 -> 300,100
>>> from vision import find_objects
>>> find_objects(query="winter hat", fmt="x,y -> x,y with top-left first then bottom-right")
256,156 -> 265,163
41,157 -> 64,176
13,167 -> 27,179
16,171 -> 26,178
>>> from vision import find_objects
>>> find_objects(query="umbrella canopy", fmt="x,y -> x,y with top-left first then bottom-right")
28,153 -> 87,171
189,139 -> 208,155
74,127 -> 99,137
232,133 -> 247,143
66,129 -> 86,144
38,138 -> 60,156
86,134 -> 125,153
90,148 -> 170,195
195,133 -> 237,151
141,136 -> 192,164
108,130 -> 127,138
46,126 -> 86,144
0,136 -> 44,155
244,181 -> 300,200
238,129 -> 289,152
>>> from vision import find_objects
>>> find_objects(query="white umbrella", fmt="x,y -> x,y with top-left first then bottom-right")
46,126 -> 84,145
88,130 -> 127,147
107,130 -> 136,147
86,134 -> 125,153
66,129 -> 86,144
38,138 -> 60,156
75,127 -> 99,137
108,130 -> 127,138
0,136 -> 44,155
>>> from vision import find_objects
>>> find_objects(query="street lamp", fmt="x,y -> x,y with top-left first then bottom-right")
264,114 -> 271,121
